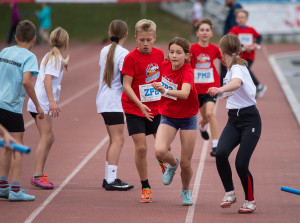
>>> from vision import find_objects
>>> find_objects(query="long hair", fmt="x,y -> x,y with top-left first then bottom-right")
103,20 -> 128,88
168,37 -> 191,63
42,27 -> 69,71
219,34 -> 248,69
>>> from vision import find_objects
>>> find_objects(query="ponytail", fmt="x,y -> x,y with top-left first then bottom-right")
229,55 -> 248,69
103,42 -> 117,88
42,46 -> 62,71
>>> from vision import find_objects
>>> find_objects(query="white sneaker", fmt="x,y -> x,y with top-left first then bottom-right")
256,85 -> 267,99
239,200 -> 256,213
220,191 -> 236,208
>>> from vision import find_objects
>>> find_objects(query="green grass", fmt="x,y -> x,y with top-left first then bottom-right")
0,3 -> 201,43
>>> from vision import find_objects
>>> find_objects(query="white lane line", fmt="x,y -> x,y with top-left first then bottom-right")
24,135 -> 109,223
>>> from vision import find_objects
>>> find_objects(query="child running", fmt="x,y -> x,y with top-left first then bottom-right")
229,9 -> 267,99
27,27 -> 69,190
96,20 -> 134,191
190,18 -> 225,157
152,37 -> 199,206
121,19 -> 167,203
207,34 -> 261,213
0,20 -> 44,201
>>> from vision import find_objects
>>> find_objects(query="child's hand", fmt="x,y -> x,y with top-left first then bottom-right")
49,102 -> 61,118
207,87 -> 223,97
244,45 -> 253,53
151,82 -> 164,94
36,106 -> 44,119
62,55 -> 70,71
138,103 -> 153,122
2,130 -> 18,149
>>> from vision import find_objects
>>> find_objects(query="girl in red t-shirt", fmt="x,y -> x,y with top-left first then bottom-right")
152,37 -> 199,206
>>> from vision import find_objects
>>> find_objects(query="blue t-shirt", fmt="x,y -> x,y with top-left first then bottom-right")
37,6 -> 51,29
224,3 -> 242,35
0,46 -> 38,114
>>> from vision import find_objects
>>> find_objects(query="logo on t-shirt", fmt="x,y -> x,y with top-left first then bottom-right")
145,63 -> 160,83
196,54 -> 211,68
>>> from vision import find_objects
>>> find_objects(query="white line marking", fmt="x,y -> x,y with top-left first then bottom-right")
24,135 -> 109,223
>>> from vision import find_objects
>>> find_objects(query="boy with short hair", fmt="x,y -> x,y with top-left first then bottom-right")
0,20 -> 44,201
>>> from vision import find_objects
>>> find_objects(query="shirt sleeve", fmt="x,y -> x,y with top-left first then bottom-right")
231,66 -> 244,83
118,50 -> 129,72
121,54 -> 135,77
44,57 -> 61,78
182,65 -> 194,85
23,54 -> 39,76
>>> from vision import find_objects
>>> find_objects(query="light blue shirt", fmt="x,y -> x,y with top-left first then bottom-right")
0,46 -> 38,114
37,6 -> 51,29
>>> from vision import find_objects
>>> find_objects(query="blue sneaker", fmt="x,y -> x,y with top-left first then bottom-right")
181,190 -> 193,206
0,185 -> 10,198
8,190 -> 35,202
162,158 -> 179,185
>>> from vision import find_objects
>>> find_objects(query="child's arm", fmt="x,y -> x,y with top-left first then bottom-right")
23,72 -> 44,119
152,82 -> 191,100
44,75 -> 61,118
207,78 -> 241,97
0,124 -> 18,149
123,75 -> 153,121
62,55 -> 70,71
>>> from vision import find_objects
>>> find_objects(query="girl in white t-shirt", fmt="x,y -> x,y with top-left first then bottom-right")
96,20 -> 133,191
208,34 -> 261,214
27,27 -> 69,189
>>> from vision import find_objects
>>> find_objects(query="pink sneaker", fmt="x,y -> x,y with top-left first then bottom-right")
31,174 -> 54,189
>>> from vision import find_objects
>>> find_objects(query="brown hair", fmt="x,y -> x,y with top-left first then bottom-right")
235,9 -> 249,18
168,37 -> 190,63
103,20 -> 128,88
42,27 -> 69,71
135,19 -> 156,36
194,18 -> 213,31
16,20 -> 36,43
219,34 -> 248,68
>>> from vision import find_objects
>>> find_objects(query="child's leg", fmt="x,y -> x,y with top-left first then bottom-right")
154,124 -> 177,166
106,124 -> 124,166
205,101 -> 218,141
0,149 -> 12,178
199,105 -> 209,127
34,115 -> 54,176
179,129 -> 197,190
246,59 -> 259,87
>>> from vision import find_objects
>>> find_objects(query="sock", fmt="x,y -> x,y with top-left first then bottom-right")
141,179 -> 151,189
212,140 -> 218,148
34,175 -> 43,178
199,124 -> 207,132
0,176 -> 9,188
106,165 -> 117,184
105,161 -> 108,180
11,181 -> 21,192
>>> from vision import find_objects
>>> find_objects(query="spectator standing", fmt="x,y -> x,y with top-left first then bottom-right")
7,2 -> 20,45
37,3 -> 52,44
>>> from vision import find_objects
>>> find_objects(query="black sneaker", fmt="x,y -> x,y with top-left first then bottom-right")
200,130 -> 209,140
210,147 -> 217,157
102,179 -> 108,188
105,179 -> 134,191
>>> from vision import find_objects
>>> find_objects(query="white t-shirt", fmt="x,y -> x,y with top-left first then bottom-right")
225,64 -> 256,109
96,44 -> 129,113
27,53 -> 64,114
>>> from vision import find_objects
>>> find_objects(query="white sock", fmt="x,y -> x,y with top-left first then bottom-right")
212,140 -> 218,148
199,124 -> 207,132
107,165 -> 117,184
105,161 -> 108,180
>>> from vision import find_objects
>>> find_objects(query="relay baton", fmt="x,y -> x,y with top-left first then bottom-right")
0,139 -> 31,154
281,186 -> 300,195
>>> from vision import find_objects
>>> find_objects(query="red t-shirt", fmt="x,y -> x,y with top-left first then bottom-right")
121,47 -> 164,117
190,43 -> 222,94
159,61 -> 199,119
229,26 -> 261,61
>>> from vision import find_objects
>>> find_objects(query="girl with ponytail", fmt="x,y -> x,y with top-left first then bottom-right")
208,34 -> 261,213
27,27 -> 69,189
96,20 -> 134,191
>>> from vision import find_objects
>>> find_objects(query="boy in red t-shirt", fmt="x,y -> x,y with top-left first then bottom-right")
121,19 -> 166,203
229,9 -> 267,98
190,18 -> 225,157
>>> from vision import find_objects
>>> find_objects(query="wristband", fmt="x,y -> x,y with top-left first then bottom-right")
163,88 -> 168,96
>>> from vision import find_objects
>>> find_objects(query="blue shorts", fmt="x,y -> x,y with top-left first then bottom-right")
160,114 -> 198,130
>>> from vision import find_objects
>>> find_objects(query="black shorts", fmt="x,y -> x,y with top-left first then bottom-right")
198,94 -> 217,108
0,108 -> 25,132
101,112 -> 124,125
30,112 -> 38,118
125,113 -> 161,136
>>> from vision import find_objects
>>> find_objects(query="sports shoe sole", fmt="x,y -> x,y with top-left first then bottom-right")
140,199 -> 152,203
105,185 -> 134,191
31,182 -> 54,190
220,200 -> 236,208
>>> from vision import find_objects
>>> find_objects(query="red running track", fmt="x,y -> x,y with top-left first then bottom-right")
0,43 -> 299,223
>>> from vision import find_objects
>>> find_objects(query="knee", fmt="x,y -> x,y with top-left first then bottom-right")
215,148 -> 228,160
180,159 -> 191,171
155,149 -> 166,161
136,146 -> 147,157
47,134 -> 55,146
206,111 -> 214,120
235,160 -> 247,175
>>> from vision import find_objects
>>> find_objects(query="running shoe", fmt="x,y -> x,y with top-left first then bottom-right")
256,85 -> 267,99
102,179 -> 108,188
140,188 -> 152,203
105,178 -> 134,191
200,130 -> 209,140
220,191 -> 236,208
210,147 -> 217,157
181,190 -> 193,206
162,158 -> 179,185
8,190 -> 35,201
239,200 -> 256,213
157,160 -> 168,174
0,185 -> 10,198
30,174 -> 54,189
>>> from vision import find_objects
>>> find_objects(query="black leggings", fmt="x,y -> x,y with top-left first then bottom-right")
216,105 -> 261,201
246,59 -> 259,87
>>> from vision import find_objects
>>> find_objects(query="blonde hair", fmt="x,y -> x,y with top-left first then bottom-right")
135,19 -> 156,36
194,18 -> 214,31
219,34 -> 248,69
42,27 -> 69,71
168,37 -> 191,63
235,9 -> 249,18
103,20 -> 128,88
